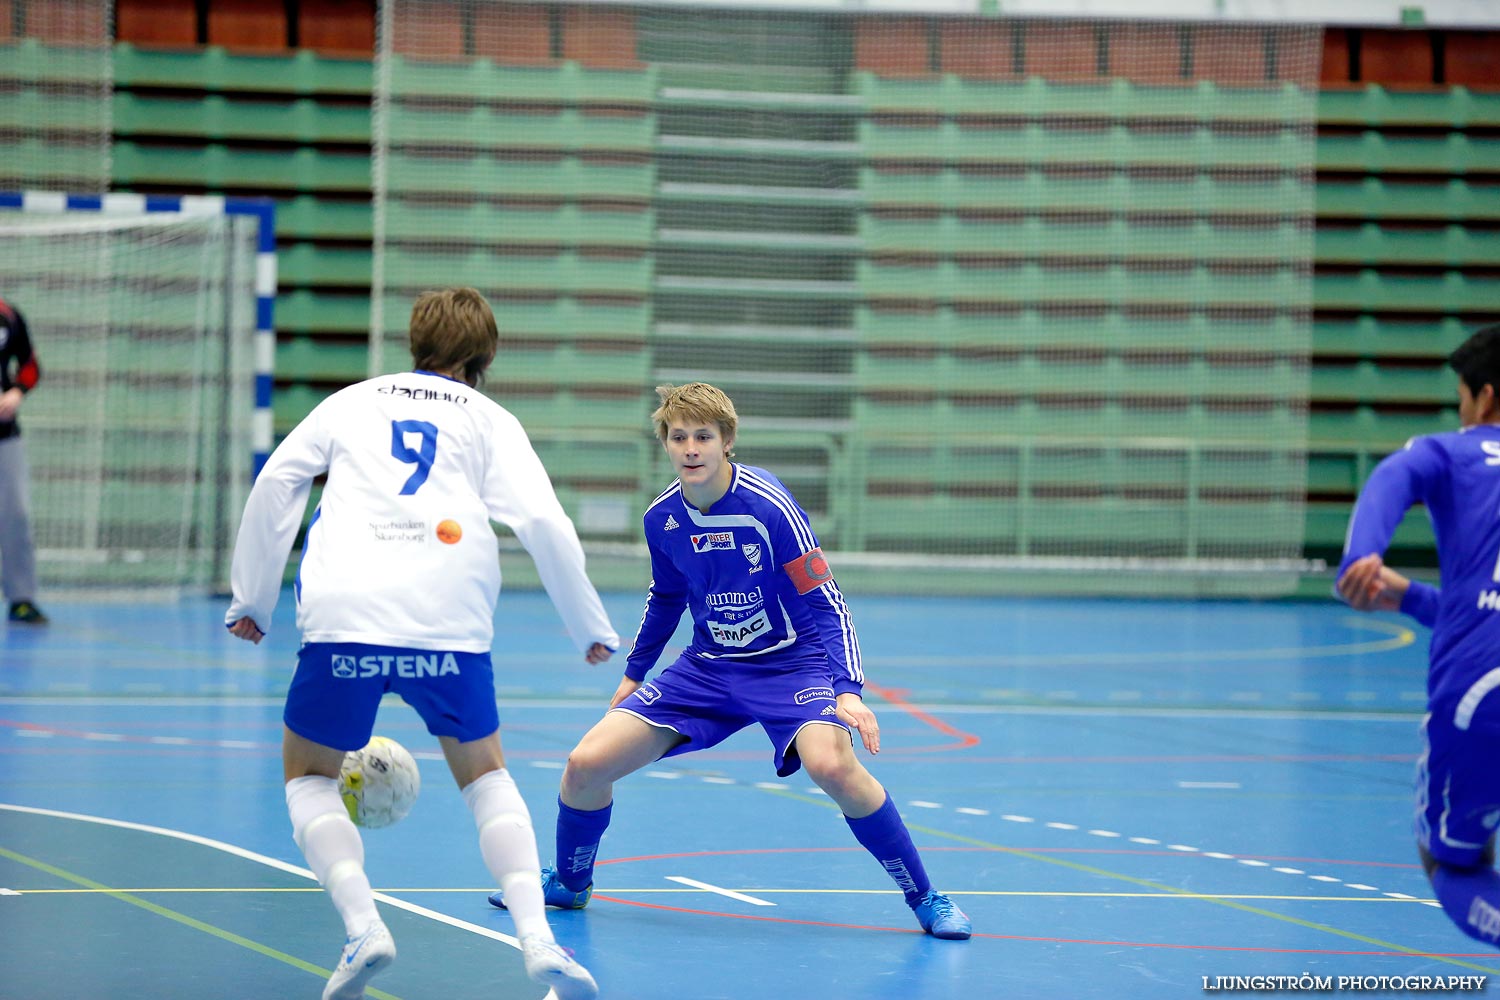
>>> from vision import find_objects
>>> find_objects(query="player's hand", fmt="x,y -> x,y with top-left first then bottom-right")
608,676 -> 641,709
1337,554 -> 1409,612
837,692 -> 880,755
585,642 -> 614,665
0,388 -> 22,421
227,617 -> 264,644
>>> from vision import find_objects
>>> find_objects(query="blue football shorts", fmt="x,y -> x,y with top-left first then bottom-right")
611,649 -> 852,777
1416,689 -> 1500,867
284,641 -> 500,751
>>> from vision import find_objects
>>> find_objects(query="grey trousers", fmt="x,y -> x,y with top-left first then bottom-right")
0,435 -> 38,603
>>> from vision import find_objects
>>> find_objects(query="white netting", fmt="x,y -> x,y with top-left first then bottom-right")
0,209 -> 257,594
0,0 -> 113,193
372,2 -> 1322,596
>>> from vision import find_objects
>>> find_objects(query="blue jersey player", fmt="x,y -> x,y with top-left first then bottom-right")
1336,324 -> 1500,948
490,382 -> 971,939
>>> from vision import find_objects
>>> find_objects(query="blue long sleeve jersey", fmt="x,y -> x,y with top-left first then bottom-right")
1339,424 -> 1500,705
625,464 -> 864,696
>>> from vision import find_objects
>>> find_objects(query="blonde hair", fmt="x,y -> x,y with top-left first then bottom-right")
652,382 -> 738,456
408,287 -> 498,386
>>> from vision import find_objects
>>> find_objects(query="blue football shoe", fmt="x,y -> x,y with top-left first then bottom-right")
489,865 -> 593,910
910,889 -> 972,940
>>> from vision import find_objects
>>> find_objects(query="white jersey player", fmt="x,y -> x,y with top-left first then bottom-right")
226,287 -> 615,1000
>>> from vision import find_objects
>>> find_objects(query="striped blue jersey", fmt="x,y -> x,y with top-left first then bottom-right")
1339,424 -> 1500,707
626,464 -> 864,695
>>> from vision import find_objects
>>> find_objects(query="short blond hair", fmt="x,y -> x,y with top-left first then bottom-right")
408,287 -> 498,386
652,382 -> 738,455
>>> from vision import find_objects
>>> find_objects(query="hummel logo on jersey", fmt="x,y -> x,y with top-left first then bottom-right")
692,531 -> 734,553
664,514 -> 680,530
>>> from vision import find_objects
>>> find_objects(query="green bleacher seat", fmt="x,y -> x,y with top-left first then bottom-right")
1310,360 -> 1454,404
1316,86 -> 1500,129
1317,131 -> 1500,175
858,259 -> 1302,308
855,73 -> 1314,125
278,244 -> 374,288
1312,316 -> 1471,359
861,120 -> 1310,170
380,247 -> 651,295
0,38 -> 110,86
1308,407 -> 1456,447
1306,501 -> 1434,548
0,90 -> 106,132
113,141 -> 371,192
1315,223 -> 1500,267
274,336 -> 369,381
860,214 -> 1302,261
860,167 -> 1308,216
495,390 -> 653,431
385,152 -> 654,199
387,57 -> 654,104
278,291 -> 371,334
374,296 -> 650,341
487,344 -> 650,390
1316,178 -> 1500,222
386,105 -> 652,152
384,201 -> 652,247
273,384 -> 339,433
274,196 -> 374,241
114,43 -> 372,95
114,93 -> 371,143
1314,269 -> 1500,313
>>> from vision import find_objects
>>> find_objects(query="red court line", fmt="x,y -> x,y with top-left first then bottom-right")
590,896 -> 1488,956
864,682 -> 981,753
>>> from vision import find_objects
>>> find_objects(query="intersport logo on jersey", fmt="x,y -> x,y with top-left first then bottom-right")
691,531 -> 734,553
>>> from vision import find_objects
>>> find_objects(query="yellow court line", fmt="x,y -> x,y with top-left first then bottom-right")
0,845 -> 402,1000
7,886 -> 1435,903
753,786 -> 1499,974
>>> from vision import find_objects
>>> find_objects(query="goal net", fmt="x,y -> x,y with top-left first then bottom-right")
0,198 -> 260,595
372,2 -> 1322,596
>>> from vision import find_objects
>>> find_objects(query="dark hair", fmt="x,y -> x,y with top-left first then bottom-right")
408,287 -> 498,387
1449,324 -> 1500,398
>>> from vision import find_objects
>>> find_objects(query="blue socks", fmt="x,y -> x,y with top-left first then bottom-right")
555,797 -> 612,892
1432,863 -> 1500,946
844,792 -> 932,905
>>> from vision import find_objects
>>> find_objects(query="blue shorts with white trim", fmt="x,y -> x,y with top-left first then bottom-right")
612,649 -> 851,777
285,641 -> 500,751
1417,691 -> 1500,867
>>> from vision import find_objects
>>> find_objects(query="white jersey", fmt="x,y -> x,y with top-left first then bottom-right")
226,370 -> 618,654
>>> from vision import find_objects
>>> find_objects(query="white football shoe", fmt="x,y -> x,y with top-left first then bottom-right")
322,921 -> 395,1000
520,933 -> 598,1000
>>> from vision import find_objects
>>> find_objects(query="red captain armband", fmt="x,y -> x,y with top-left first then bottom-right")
783,547 -> 834,595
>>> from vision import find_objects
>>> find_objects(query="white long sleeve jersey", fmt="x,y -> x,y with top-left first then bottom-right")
226,370 -> 618,654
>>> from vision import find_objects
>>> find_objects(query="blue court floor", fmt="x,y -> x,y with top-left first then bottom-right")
1,588 -> 1494,999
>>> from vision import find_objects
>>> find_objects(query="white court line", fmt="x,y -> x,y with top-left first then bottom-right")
1177,781 -> 1241,789
665,876 -> 775,907
0,803 -> 523,948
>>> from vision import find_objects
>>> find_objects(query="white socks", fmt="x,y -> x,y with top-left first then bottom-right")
286,775 -> 380,938
463,768 -> 553,942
